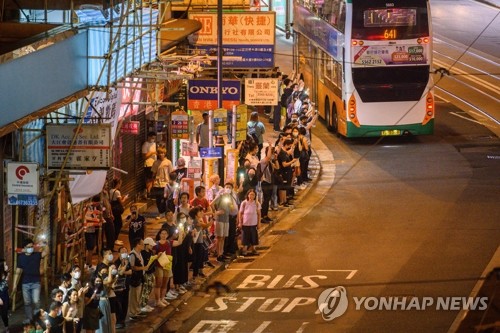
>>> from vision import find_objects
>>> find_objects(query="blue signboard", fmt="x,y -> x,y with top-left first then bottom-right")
199,147 -> 223,159
195,45 -> 275,68
8,194 -> 38,206
293,5 -> 341,60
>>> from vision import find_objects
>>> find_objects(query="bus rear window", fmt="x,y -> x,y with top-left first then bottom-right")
352,66 -> 430,102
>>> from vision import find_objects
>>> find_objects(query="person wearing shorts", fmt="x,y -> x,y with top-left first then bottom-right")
210,181 -> 239,262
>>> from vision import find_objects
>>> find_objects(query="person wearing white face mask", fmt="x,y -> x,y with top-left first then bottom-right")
12,238 -> 48,319
70,265 -> 82,291
113,247 -> 132,329
95,249 -> 118,332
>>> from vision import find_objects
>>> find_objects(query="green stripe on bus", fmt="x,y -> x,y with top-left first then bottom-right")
345,120 -> 434,137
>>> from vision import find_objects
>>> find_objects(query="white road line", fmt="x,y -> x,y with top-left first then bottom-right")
450,112 -> 489,126
226,268 -> 274,271
296,322 -> 310,333
434,59 -> 500,94
189,320 -> 237,333
468,110 -> 488,120
253,321 -> 272,333
434,94 -> 451,103
317,269 -> 358,279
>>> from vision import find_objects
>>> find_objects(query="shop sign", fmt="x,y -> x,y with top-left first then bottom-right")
189,12 -> 275,46
188,159 -> 202,179
236,104 -> 249,141
172,110 -> 189,139
46,124 -> 112,170
213,108 -> 227,136
7,162 -> 39,206
188,79 -> 241,110
189,12 -> 275,68
182,142 -> 199,157
244,78 -> 279,106
121,121 -> 140,135
225,149 -> 238,183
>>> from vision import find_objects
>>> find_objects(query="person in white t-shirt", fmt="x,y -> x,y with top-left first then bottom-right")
151,146 -> 174,218
142,132 -> 157,197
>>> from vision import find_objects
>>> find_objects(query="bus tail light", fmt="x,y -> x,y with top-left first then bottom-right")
417,37 -> 430,44
422,92 -> 434,125
348,95 -> 360,127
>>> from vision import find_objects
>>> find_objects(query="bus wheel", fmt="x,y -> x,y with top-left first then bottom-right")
331,103 -> 339,134
325,98 -> 333,131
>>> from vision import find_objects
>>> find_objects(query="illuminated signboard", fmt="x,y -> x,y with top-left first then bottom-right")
189,12 -> 275,68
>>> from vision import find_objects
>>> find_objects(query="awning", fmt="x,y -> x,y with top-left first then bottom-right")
159,19 -> 202,52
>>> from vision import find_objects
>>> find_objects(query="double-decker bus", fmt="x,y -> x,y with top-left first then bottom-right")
293,0 -> 434,137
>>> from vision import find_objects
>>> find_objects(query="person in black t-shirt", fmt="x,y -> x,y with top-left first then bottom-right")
12,238 -> 48,319
46,301 -> 64,333
126,204 -> 146,246
277,139 -> 297,206
82,276 -> 104,332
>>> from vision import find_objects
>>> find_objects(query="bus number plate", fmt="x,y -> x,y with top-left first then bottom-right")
381,130 -> 401,136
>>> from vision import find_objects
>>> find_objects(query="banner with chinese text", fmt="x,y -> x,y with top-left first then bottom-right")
189,12 -> 275,68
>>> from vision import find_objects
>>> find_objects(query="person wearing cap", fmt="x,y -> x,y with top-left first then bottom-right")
140,238 -> 157,313
196,112 -> 210,150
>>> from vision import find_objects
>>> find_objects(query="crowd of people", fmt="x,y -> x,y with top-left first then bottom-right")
1,74 -> 319,333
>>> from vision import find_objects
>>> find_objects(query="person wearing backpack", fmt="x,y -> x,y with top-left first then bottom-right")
246,112 -> 266,159
257,145 -> 275,223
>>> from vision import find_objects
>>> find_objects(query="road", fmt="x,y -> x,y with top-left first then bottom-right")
431,0 -> 500,135
155,1 -> 500,332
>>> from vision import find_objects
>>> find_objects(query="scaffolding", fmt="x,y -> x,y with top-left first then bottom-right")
8,1 -> 195,308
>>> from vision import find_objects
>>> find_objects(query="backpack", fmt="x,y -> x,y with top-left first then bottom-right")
164,184 -> 176,213
247,122 -> 259,143
255,161 -> 269,182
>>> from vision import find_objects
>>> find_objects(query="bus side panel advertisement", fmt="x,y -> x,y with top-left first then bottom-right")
352,45 -> 428,66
